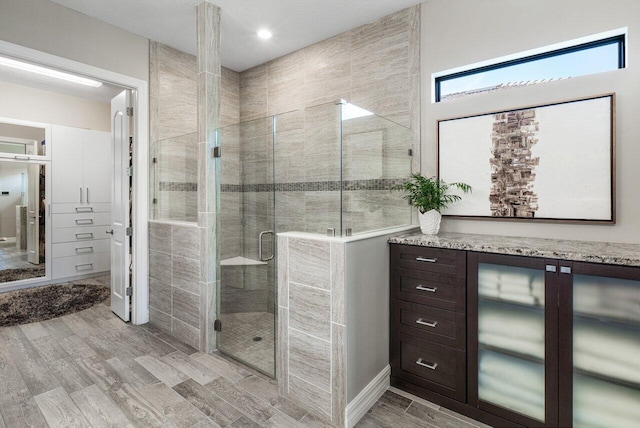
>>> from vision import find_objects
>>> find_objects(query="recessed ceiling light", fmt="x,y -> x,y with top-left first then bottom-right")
257,29 -> 272,40
0,56 -> 103,88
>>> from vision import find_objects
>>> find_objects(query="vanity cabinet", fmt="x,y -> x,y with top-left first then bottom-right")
390,243 -> 640,428
390,245 -> 467,402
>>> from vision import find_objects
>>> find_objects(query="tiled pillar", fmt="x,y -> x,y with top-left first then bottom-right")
277,234 -> 347,427
196,0 -> 221,353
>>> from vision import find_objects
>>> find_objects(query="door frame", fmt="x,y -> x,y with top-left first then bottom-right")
0,40 -> 150,324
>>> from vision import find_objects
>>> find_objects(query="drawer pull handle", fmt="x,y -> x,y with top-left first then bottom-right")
75,207 -> 93,213
75,246 -> 94,253
416,285 -> 437,293
416,257 -> 437,263
75,263 -> 94,270
416,319 -> 438,328
75,218 -> 94,224
75,233 -> 94,239
416,358 -> 438,370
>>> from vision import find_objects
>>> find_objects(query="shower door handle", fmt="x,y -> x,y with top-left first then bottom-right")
259,230 -> 274,262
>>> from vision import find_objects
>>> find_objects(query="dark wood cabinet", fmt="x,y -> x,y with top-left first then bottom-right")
390,245 -> 467,402
390,243 -> 640,428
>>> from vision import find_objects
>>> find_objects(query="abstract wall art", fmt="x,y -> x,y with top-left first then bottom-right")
437,94 -> 615,223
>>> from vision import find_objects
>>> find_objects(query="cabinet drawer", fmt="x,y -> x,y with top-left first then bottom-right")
394,268 -> 465,312
395,300 -> 465,349
52,240 -> 111,258
53,212 -> 111,229
52,225 -> 111,243
394,245 -> 465,276
51,203 -> 111,214
395,333 -> 465,401
52,253 -> 110,280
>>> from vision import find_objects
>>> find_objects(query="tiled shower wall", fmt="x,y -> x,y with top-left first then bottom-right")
148,39 -> 240,349
239,5 -> 420,236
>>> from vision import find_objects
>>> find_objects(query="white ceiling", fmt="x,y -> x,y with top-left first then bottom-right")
0,59 -> 125,103
49,0 -> 423,72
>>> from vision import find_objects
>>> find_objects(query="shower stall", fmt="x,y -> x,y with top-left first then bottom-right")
215,100 -> 413,376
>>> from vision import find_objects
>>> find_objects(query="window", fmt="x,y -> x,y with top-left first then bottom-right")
434,31 -> 626,102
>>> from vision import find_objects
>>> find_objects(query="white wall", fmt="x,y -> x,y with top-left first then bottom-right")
0,162 -> 27,238
0,81 -> 110,131
421,0 -> 640,244
0,0 -> 149,81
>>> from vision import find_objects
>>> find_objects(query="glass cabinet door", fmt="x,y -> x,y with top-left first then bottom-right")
477,262 -> 547,422
570,273 -> 640,428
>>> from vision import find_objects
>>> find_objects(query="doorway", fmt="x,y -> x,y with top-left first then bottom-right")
0,40 -> 150,324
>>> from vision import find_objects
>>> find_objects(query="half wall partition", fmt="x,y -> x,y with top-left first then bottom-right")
216,101 -> 412,376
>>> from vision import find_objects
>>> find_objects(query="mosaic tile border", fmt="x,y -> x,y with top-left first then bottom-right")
220,178 -> 406,193
159,182 -> 198,191
158,179 -> 405,193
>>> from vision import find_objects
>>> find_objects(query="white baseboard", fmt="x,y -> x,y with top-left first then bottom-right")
346,365 -> 390,428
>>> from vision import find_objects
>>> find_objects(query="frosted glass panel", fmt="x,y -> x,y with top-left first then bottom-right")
573,274 -> 640,323
478,263 -> 545,421
573,274 -> 640,428
573,374 -> 640,428
478,263 -> 544,306
478,349 -> 545,421
479,301 -> 544,359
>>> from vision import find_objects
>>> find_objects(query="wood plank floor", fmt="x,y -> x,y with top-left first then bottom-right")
0,300 -> 490,428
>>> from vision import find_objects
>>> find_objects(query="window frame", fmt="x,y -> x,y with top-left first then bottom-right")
433,30 -> 627,103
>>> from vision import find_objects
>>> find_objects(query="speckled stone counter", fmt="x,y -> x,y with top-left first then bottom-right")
389,232 -> 640,267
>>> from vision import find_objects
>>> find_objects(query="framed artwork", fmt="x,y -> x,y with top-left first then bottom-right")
437,94 -> 615,223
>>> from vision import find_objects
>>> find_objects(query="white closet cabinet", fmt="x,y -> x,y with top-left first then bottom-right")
51,125 -> 111,280
52,126 -> 111,207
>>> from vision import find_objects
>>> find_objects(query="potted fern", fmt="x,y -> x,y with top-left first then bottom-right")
395,174 -> 471,234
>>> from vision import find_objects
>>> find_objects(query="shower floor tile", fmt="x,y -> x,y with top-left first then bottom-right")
218,311 -> 275,376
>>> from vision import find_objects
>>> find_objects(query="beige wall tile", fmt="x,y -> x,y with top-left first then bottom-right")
172,287 -> 200,328
303,33 -> 352,107
289,329 -> 331,392
172,224 -> 201,260
240,64 -> 268,122
288,238 -> 330,289
288,282 -> 330,341
172,255 -> 200,295
289,375 -> 331,420
268,50 -> 305,116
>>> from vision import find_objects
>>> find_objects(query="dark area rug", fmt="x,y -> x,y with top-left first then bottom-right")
0,281 -> 110,327
0,266 -> 46,283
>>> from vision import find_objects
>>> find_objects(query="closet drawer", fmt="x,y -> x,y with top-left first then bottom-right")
393,267 -> 466,312
394,245 -> 465,276
52,225 -> 112,243
395,333 -> 465,402
51,203 -> 111,214
52,239 -> 110,258
52,253 -> 110,279
53,212 -> 111,229
394,300 -> 465,349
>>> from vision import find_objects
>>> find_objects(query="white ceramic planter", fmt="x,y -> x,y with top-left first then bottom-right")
418,210 -> 441,235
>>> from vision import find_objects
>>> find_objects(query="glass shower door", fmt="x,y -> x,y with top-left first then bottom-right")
217,117 -> 276,377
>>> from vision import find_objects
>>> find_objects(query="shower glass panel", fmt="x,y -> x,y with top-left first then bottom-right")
150,133 -> 198,222
275,103 -> 342,235
217,117 -> 276,376
215,101 -> 411,377
341,103 -> 413,235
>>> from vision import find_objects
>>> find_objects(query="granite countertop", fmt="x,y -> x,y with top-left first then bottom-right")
388,232 -> 640,267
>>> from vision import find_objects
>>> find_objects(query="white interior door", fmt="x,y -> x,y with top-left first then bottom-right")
27,164 -> 39,264
110,90 -> 131,322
